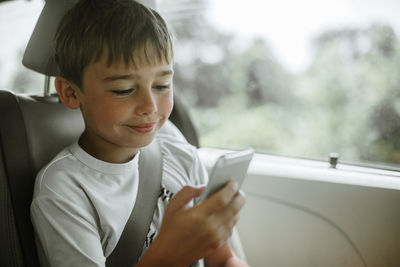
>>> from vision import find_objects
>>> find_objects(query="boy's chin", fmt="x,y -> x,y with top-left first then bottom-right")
129,134 -> 157,149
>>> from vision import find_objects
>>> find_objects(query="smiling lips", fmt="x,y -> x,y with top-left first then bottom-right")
128,122 -> 157,133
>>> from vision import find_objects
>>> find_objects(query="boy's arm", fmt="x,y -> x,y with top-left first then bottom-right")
137,181 -> 246,267
31,196 -> 106,267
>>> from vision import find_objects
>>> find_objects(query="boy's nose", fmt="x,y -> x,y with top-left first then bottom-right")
136,89 -> 157,115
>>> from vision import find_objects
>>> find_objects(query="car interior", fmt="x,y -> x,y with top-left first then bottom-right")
1,0 -> 400,267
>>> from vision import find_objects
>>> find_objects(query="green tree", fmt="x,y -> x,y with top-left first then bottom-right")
160,0 -> 233,107
298,24 -> 400,164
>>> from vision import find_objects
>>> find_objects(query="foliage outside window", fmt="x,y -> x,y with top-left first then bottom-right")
1,0 -> 400,167
158,0 -> 400,168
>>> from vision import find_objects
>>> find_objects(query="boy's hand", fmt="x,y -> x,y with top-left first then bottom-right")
141,181 -> 245,266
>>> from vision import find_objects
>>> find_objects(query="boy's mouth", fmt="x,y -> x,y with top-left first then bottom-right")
128,122 -> 157,133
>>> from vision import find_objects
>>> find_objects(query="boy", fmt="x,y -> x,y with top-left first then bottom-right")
30,0 -> 248,266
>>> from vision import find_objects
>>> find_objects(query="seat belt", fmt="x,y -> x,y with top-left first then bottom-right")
106,138 -> 163,267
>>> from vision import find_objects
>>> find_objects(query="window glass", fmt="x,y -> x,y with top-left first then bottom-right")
0,0 -> 44,94
159,0 -> 400,167
2,0 -> 399,167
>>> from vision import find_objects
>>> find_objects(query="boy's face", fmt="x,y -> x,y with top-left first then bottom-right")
75,54 -> 173,162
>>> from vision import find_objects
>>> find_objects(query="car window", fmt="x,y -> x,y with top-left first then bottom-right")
158,0 -> 400,168
0,0 -> 45,94
2,0 -> 400,168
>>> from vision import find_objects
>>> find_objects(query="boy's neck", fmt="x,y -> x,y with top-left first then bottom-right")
78,132 -> 139,164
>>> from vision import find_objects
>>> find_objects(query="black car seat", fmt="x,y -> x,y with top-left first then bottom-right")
0,91 -> 84,267
0,1 -> 199,266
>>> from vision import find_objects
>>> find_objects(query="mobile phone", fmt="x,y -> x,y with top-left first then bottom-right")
198,148 -> 254,202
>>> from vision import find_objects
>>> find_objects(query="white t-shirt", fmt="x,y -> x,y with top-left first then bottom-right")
31,133 -> 208,267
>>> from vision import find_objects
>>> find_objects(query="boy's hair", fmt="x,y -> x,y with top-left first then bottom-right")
54,0 -> 174,88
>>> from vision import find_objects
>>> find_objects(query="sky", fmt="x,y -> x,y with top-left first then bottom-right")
206,0 -> 400,72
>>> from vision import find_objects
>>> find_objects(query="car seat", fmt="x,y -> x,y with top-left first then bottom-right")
0,91 -> 83,267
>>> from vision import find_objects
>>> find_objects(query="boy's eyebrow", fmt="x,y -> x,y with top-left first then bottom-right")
102,69 -> 174,82
103,74 -> 133,82
157,69 -> 174,77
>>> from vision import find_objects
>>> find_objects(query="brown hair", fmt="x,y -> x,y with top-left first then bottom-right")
54,0 -> 174,88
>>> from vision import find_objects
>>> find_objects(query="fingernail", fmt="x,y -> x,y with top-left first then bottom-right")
238,189 -> 245,197
193,183 -> 206,189
232,181 -> 239,191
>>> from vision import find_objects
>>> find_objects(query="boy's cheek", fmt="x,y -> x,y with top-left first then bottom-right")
162,92 -> 174,115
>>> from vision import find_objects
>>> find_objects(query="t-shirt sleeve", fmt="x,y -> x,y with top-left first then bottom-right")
31,180 -> 106,267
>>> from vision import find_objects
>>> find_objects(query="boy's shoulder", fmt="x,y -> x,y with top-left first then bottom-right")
156,121 -> 198,161
36,145 -> 76,178
33,144 -> 81,198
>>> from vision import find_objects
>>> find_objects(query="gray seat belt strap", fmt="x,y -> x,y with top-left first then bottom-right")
106,139 -> 163,267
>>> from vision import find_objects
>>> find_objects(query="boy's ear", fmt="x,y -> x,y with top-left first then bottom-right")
55,77 -> 81,109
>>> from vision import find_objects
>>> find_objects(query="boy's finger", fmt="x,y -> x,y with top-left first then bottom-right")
201,181 -> 239,215
168,185 -> 204,212
218,190 -> 246,224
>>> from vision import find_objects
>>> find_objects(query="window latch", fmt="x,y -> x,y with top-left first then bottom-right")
329,152 -> 339,168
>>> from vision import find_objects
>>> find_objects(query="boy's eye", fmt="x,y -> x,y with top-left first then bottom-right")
154,84 -> 170,91
111,89 -> 134,95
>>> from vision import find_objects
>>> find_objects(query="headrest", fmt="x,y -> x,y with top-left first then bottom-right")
22,0 -> 78,76
22,0 -> 156,76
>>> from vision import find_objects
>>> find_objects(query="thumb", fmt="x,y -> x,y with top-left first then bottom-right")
168,185 -> 204,212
